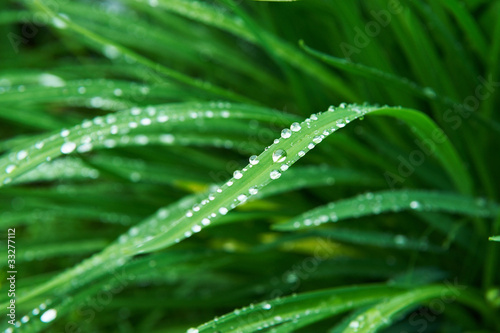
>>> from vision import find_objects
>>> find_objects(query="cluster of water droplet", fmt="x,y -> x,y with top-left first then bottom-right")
1,103 -> 240,186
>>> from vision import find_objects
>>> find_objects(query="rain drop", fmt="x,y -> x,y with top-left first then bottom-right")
249,155 -> 259,165
270,170 -> 281,179
312,136 -> 322,144
61,142 -> 76,154
233,170 -> 243,179
290,122 -> 301,132
40,309 -> 57,323
219,207 -> 228,215
281,128 -> 292,139
272,149 -> 287,163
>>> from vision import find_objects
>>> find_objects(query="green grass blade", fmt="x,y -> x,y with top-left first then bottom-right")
194,284 -> 403,333
274,190 -> 499,231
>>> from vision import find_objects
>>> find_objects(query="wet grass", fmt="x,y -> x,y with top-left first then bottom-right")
0,0 -> 499,332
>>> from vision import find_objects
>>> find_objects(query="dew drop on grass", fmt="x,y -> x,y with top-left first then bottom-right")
103,45 -> 120,59
394,234 -> 407,245
237,194 -> 247,202
52,16 -> 67,29
61,142 -> 76,154
270,170 -> 281,179
201,218 -> 211,226
219,207 -> 228,215
21,316 -> 29,323
281,128 -> 292,139
290,122 -> 301,132
349,321 -> 360,330
192,225 -> 202,233
140,118 -> 151,126
187,329 -> 199,333
272,149 -> 287,163
233,170 -> 243,179
6,165 -> 16,174
40,309 -> 57,323
129,227 -> 139,236
313,136 -> 323,144
249,186 -> 258,195
298,151 -> 305,157
410,201 -> 420,209
280,164 -> 289,172
262,303 -> 272,310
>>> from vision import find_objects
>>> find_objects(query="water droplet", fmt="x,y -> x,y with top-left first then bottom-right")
52,15 -> 67,29
6,165 -> 16,174
60,129 -> 70,138
270,170 -> 281,179
201,218 -> 211,226
272,149 -> 287,163
298,151 -> 305,157
394,235 -> 407,245
423,87 -> 437,98
280,164 -> 289,172
233,170 -> 243,179
129,227 -> 139,236
238,194 -> 247,202
148,0 -> 159,7
40,309 -> 57,323
410,201 -> 420,209
61,142 -> 76,154
281,128 -> 292,139
157,114 -> 168,123
349,321 -> 359,330
308,143 -> 315,149
186,211 -> 193,217
313,136 -> 323,144
262,303 -> 272,310
192,225 -> 202,233
103,45 -> 120,59
140,118 -> 151,126
187,329 -> 199,333
160,134 -> 175,144
219,207 -> 228,215
290,122 -> 301,132
39,73 -> 65,87
249,186 -> 258,195
249,155 -> 259,165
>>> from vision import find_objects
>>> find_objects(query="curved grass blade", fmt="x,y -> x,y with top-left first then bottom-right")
193,284 -> 404,333
274,190 -> 499,231
0,102 -> 296,186
299,40 -> 456,107
341,284 -> 497,333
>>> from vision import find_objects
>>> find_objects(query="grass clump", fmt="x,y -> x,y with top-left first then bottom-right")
1,0 -> 499,332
